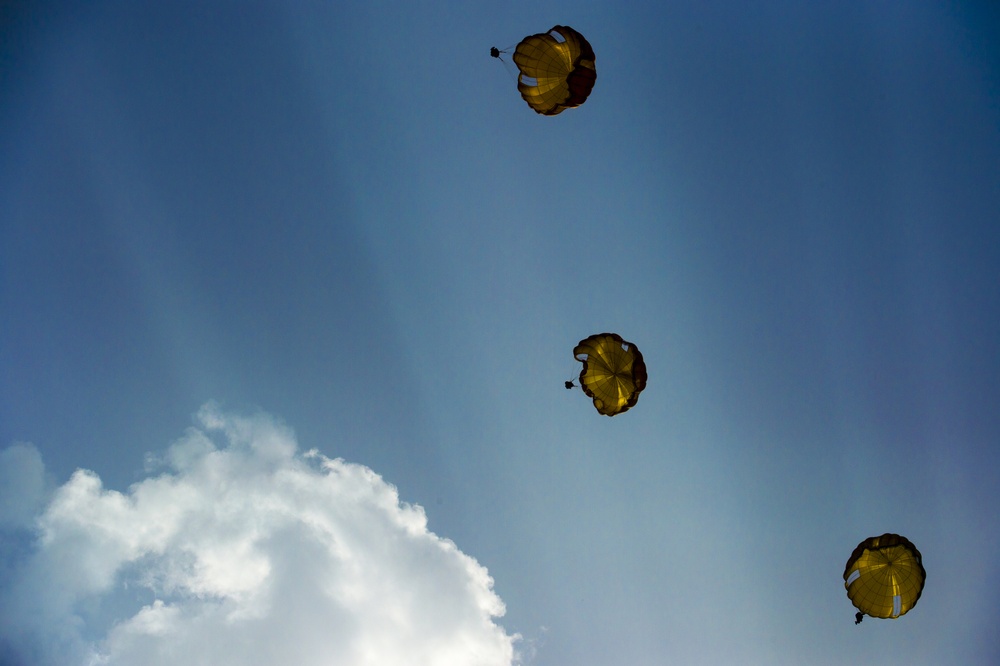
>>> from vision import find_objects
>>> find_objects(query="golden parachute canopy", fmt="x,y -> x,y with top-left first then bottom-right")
573,333 -> 647,416
512,25 -> 596,115
843,533 -> 926,624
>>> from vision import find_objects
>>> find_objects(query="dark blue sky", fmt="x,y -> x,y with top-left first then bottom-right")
2,2 -> 999,664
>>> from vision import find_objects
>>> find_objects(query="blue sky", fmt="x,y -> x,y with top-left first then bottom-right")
2,2 -> 999,664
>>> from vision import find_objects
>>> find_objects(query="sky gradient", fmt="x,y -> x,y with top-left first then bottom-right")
2,2 -> 1000,664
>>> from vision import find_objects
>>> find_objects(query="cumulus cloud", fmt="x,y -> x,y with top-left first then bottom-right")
0,404 -> 520,666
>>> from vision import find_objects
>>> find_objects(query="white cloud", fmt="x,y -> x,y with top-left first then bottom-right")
0,404 -> 520,666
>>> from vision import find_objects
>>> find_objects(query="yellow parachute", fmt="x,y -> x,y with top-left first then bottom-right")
843,533 -> 926,624
509,25 -> 596,115
572,333 -> 646,416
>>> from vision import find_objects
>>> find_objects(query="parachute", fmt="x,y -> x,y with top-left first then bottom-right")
572,333 -> 646,416
843,534 -> 925,624
509,25 -> 596,115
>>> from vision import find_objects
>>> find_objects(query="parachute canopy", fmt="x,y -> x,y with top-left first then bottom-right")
512,25 -> 596,115
844,533 -> 925,623
573,333 -> 646,416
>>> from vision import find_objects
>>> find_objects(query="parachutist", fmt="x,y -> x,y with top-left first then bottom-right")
565,381 -> 575,389
855,612 -> 864,625
490,46 -> 502,60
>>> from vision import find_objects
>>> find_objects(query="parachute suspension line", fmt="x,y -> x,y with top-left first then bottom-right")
501,60 -> 518,83
490,45 -> 518,83
565,361 -> 581,389
490,44 -> 515,61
